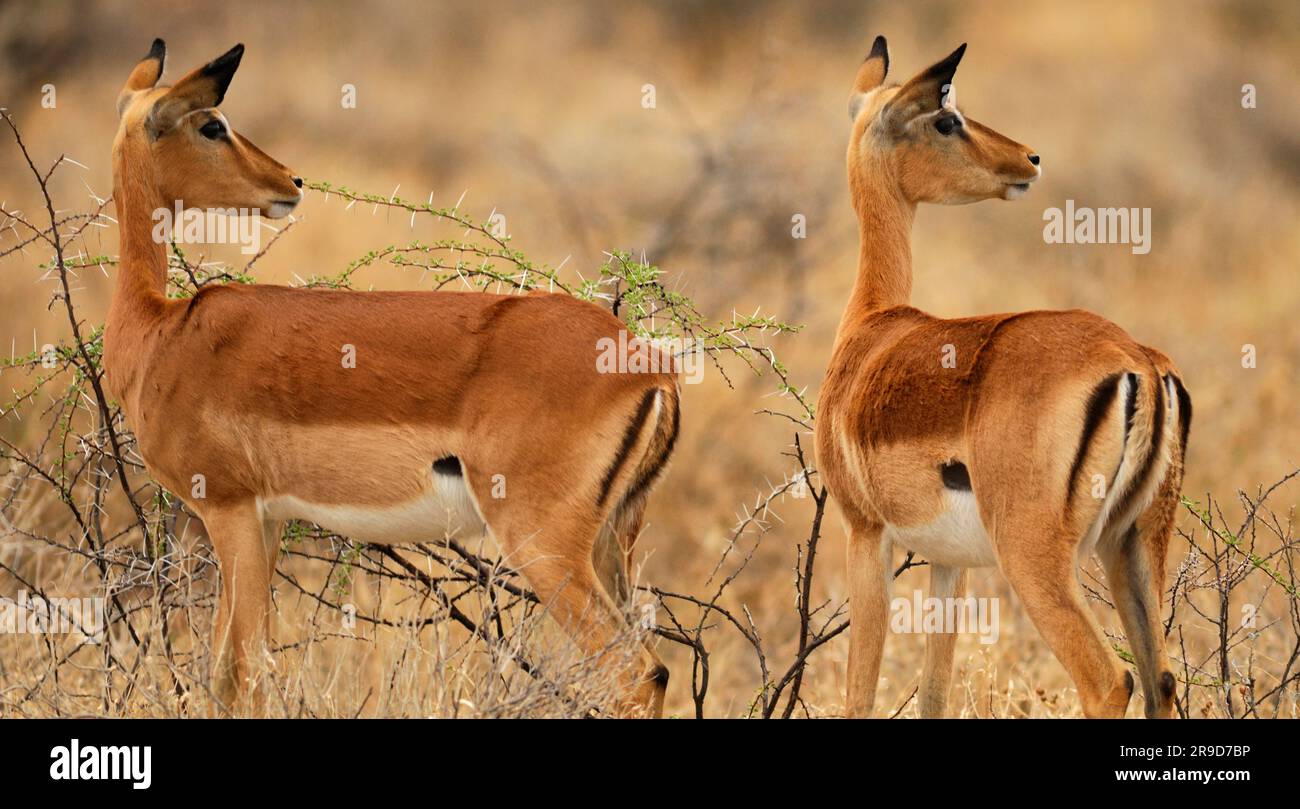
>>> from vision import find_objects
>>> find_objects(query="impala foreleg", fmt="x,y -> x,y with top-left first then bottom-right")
263,519 -> 285,584
207,503 -> 273,716
919,564 -> 967,718
845,522 -> 890,718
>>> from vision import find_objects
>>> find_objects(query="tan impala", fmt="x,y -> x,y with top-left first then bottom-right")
817,37 -> 1191,718
107,40 -> 678,716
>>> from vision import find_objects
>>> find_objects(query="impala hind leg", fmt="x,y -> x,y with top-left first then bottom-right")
845,522 -> 890,717
494,509 -> 666,718
919,564 -> 967,718
1098,484 -> 1180,718
206,502 -> 272,715
592,502 -> 642,607
602,502 -> 667,702
998,533 -> 1132,718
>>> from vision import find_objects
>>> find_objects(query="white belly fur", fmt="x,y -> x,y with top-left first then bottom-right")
882,490 -> 997,568
261,471 -> 487,545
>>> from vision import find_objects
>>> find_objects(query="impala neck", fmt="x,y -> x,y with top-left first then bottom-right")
109,130 -> 168,324
839,166 -> 916,335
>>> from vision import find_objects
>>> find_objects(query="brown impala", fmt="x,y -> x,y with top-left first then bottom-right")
816,37 -> 1191,718
108,40 -> 678,716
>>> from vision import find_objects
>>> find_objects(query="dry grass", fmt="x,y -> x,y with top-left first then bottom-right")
1,0 -> 1298,717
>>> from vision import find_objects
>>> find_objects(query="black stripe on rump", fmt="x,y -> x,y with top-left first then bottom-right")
1123,372 -> 1139,435
1066,372 -> 1124,506
597,389 -> 658,507
1169,374 -> 1192,453
623,388 -> 680,506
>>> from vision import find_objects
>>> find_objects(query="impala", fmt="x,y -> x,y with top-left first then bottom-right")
107,40 -> 678,716
816,37 -> 1191,718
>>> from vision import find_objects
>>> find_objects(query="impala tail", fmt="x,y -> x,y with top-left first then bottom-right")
1072,368 -> 1189,550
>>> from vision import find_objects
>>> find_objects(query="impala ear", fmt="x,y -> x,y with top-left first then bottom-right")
147,43 -> 243,136
849,35 -> 890,120
883,42 -> 966,127
116,38 -> 166,118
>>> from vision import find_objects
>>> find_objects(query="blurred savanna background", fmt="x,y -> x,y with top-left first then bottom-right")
1,0 -> 1298,717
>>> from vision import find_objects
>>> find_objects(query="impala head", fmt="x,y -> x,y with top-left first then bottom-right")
847,36 -> 1040,206
114,39 -> 303,218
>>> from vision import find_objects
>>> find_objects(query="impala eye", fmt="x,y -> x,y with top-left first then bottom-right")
199,119 -> 226,140
934,115 -> 960,136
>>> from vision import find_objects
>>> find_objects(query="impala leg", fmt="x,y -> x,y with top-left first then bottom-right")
1099,484 -> 1179,718
263,519 -> 285,584
999,536 -> 1132,718
591,503 -> 660,687
498,512 -> 666,718
592,498 -> 653,607
845,522 -> 890,718
606,502 -> 666,705
1098,527 -> 1173,719
260,519 -> 285,703
919,564 -> 967,718
1101,376 -> 1184,719
592,514 -> 632,607
207,502 -> 272,716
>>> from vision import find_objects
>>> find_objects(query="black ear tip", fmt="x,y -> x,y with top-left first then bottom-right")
203,43 -> 245,105
147,38 -> 166,60
865,34 -> 889,75
930,42 -> 966,75
205,43 -> 245,75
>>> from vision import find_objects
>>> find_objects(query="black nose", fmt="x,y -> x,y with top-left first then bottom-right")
1028,154 -> 1040,166
292,176 -> 303,188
